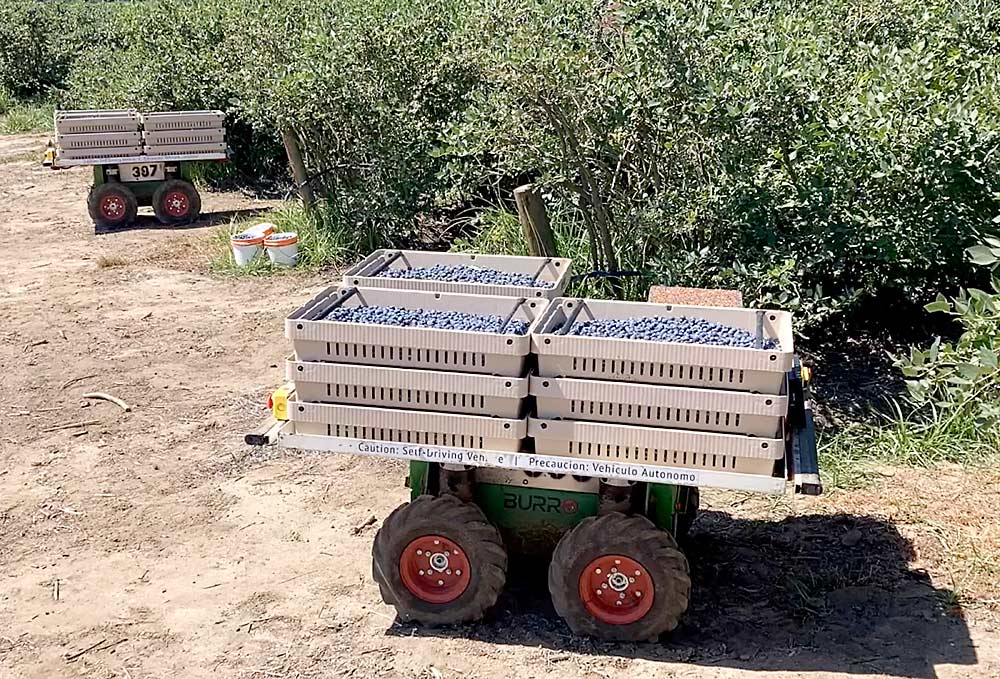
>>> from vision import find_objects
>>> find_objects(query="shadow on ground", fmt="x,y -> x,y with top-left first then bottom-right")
387,511 -> 975,678
94,206 -> 270,234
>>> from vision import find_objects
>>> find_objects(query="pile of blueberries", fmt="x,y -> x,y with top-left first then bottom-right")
376,264 -> 554,288
566,316 -> 780,349
325,305 -> 529,335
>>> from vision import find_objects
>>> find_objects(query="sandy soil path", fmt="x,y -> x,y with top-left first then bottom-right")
1,134 -> 997,679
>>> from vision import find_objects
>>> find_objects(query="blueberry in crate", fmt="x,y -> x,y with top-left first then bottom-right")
377,264 -> 554,289
324,305 -> 530,335
568,316 -> 780,349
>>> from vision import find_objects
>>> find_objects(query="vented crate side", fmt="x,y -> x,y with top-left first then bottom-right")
141,110 -> 225,131
528,418 -> 783,459
55,109 -> 140,134
56,131 -> 142,149
289,401 -> 527,451
143,142 -> 227,155
288,360 -> 528,417
530,375 -> 786,436
342,249 -> 572,299
292,421 -> 523,453
143,129 -> 226,145
57,109 -> 138,117
56,147 -> 143,160
286,286 -> 546,374
532,298 -> 794,393
531,437 -> 778,476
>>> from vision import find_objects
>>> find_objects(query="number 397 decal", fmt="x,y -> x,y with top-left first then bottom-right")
118,162 -> 165,183
132,164 -> 157,179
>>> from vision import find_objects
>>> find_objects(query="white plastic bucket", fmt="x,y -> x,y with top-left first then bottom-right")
244,222 -> 276,239
231,232 -> 264,267
264,232 -> 299,267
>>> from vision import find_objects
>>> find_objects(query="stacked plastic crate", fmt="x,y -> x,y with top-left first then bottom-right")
283,251 -> 571,454
54,110 -> 143,162
528,298 -> 795,480
141,111 -> 226,156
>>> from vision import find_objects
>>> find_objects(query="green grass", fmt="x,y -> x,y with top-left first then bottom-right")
0,97 -> 53,135
819,400 -> 1000,489
209,200 -> 382,276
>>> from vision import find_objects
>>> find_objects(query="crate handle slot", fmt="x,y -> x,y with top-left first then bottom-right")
498,298 -> 527,333
366,250 -> 404,277
558,299 -> 586,335
529,257 -> 552,284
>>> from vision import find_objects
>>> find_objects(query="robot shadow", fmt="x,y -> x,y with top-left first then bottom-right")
93,207 -> 270,234
385,510 -> 976,678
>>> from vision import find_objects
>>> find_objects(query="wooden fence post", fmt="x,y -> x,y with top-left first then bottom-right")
281,128 -> 315,212
514,184 -> 559,258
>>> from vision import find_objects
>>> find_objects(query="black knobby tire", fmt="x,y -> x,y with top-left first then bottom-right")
549,512 -> 690,641
372,495 -> 507,626
152,179 -> 201,224
87,183 -> 138,228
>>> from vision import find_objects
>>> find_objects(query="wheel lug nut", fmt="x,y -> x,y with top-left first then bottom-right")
418,570 -> 425,576
635,591 -> 642,598
595,568 -> 602,575
437,579 -> 444,586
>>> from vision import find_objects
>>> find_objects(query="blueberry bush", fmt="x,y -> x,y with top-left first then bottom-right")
7,0 -> 1000,321
898,238 -> 1000,427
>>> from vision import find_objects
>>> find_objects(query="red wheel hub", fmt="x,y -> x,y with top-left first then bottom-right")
163,190 -> 190,218
399,535 -> 471,604
100,193 -> 126,220
578,554 -> 654,625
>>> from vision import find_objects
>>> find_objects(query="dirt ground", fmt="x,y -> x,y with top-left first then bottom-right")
1,133 -> 999,679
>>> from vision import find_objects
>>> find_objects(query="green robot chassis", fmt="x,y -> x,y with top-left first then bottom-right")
86,161 -> 205,228
407,460 -> 696,550
248,360 -> 819,641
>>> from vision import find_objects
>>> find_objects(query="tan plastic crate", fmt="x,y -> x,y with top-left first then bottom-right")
56,147 -> 142,161
143,142 -> 227,155
286,286 -> 548,376
143,129 -> 225,145
141,110 -> 225,131
530,375 -> 786,437
342,250 -> 572,299
529,418 -> 782,475
55,109 -> 140,134
533,298 -> 794,394
288,359 -> 528,417
290,401 -> 527,452
56,131 -> 142,150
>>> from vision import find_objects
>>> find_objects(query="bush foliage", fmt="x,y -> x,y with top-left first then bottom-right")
5,0 -> 1000,315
